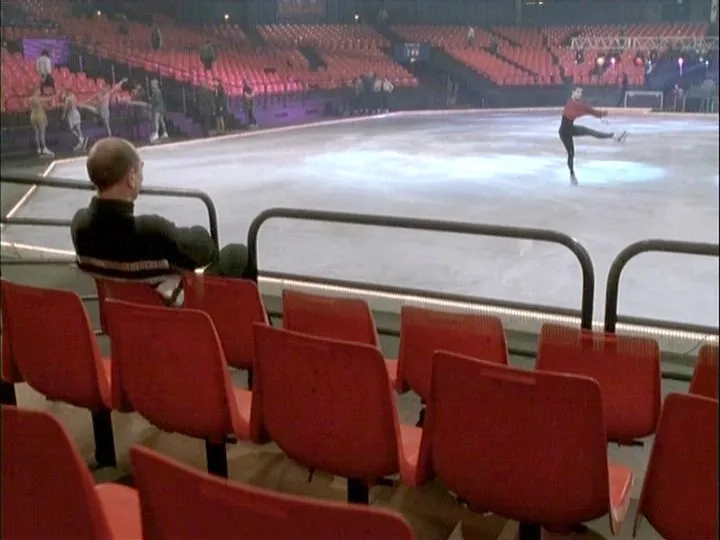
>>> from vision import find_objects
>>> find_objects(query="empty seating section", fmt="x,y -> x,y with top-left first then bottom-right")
393,22 -> 708,86
2,278 -> 718,537
258,24 -> 388,49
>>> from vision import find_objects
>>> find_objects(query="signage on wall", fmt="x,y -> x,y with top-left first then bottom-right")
22,37 -> 70,65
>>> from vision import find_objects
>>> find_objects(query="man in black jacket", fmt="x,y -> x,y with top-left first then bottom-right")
71,137 -> 249,280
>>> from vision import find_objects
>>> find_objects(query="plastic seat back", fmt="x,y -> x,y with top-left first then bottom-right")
104,300 -> 240,441
397,306 -> 508,399
537,324 -> 661,442
634,393 -> 719,540
131,445 -> 415,540
424,352 -> 609,528
183,274 -> 268,370
689,344 -> 718,400
282,289 -> 379,347
0,279 -> 109,410
95,278 -> 166,334
253,324 -> 399,480
1,406 -> 113,540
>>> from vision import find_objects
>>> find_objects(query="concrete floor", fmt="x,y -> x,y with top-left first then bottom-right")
3,110 -> 718,329
1,109 -> 714,539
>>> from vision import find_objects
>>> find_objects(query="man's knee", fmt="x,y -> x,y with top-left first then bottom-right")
211,243 -> 249,278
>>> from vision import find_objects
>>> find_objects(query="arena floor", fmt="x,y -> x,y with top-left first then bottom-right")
4,109 -> 718,328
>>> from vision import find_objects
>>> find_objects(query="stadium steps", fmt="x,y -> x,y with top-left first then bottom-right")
298,46 -> 327,72
431,46 -> 497,103
242,23 -> 267,48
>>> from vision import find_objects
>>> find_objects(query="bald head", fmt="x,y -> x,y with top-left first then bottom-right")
86,137 -> 141,192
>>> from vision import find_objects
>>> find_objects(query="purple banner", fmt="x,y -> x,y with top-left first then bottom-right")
22,37 -> 70,66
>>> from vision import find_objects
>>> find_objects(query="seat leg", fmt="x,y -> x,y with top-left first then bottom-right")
347,478 -> 369,504
518,523 -> 541,540
416,405 -> 425,427
205,440 -> 228,478
1,381 -> 17,405
91,409 -> 117,468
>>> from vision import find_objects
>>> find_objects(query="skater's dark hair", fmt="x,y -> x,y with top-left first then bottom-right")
40,49 -> 50,57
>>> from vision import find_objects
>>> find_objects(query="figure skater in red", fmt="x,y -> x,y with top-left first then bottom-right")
560,87 -> 628,185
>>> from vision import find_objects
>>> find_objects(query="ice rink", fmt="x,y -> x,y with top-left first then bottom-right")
4,109 -> 719,327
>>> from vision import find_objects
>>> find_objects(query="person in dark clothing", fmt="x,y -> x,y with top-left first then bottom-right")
559,87 -> 628,185
214,80 -> 226,133
71,137 -> 250,286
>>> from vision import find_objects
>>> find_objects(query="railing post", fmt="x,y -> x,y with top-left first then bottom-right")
604,239 -> 720,333
111,64 -> 116,85
79,54 -> 84,73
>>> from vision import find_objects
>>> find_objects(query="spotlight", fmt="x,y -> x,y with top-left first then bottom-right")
705,59 -> 710,66
610,56 -> 617,66
224,14 -> 229,21
354,14 -> 360,22
96,10 -> 101,16
596,55 -> 606,67
678,57 -> 684,66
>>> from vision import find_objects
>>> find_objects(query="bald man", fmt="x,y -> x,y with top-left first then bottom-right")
71,137 -> 249,282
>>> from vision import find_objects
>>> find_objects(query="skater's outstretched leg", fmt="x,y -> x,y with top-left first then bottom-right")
574,124 -> 628,142
572,125 -> 613,139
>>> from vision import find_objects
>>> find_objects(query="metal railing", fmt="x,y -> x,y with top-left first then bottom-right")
604,239 -> 720,334
246,207 -> 596,329
0,173 -> 220,246
2,173 -> 718,376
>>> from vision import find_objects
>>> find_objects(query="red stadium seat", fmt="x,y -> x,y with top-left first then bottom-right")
253,324 -> 420,504
634,393 -> 719,540
182,274 -> 269,377
403,351 -> 633,535
104,299 -> 263,477
1,406 -> 141,540
396,305 -> 508,397
689,344 -> 718,400
131,445 -> 416,539
536,324 -> 661,444
282,289 -> 398,386
1,279 -> 117,467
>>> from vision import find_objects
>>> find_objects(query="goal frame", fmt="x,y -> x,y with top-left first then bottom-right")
624,90 -> 664,110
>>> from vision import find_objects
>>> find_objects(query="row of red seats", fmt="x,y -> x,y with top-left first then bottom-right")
3,407 -> 413,539
2,277 -> 718,538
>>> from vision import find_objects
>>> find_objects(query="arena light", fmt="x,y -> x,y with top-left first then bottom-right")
677,56 -> 684,66
596,55 -> 606,67
224,13 -> 229,21
610,56 -> 616,66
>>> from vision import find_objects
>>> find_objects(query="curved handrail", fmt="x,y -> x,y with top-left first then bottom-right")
604,239 -> 720,333
0,172 -> 220,246
246,207 -> 596,329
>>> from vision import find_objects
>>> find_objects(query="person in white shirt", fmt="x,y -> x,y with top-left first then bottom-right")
381,77 -> 394,112
467,26 -> 475,48
36,49 -> 55,95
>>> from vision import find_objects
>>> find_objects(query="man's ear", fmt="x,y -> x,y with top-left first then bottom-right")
125,170 -> 136,190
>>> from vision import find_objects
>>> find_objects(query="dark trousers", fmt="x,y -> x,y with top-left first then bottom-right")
40,74 -> 55,94
205,244 -> 251,278
558,117 -> 613,176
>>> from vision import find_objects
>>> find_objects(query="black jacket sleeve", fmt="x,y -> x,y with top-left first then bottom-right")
137,215 -> 218,269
